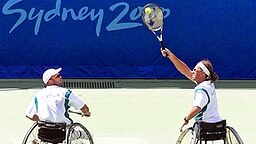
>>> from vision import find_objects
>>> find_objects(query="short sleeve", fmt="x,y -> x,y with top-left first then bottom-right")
68,92 -> 85,110
25,96 -> 38,118
193,90 -> 209,108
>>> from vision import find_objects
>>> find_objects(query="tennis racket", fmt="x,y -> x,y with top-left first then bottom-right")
68,110 -> 83,115
141,3 -> 165,50
68,109 -> 91,117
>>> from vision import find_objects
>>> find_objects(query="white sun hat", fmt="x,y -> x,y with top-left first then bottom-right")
42,68 -> 62,84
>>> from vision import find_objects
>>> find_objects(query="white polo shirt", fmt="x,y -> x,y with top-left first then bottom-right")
26,85 -> 85,125
193,81 -> 222,123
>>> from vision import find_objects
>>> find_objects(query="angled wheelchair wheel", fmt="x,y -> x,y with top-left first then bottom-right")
226,126 -> 244,144
66,123 -> 94,144
176,127 -> 197,144
22,122 -> 40,144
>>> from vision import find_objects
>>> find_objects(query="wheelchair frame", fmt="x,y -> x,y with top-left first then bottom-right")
176,125 -> 244,144
22,122 -> 94,144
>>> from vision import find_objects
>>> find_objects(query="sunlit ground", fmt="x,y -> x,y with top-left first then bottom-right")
1,88 -> 255,144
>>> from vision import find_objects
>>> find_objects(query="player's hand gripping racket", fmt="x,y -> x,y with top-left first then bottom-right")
141,3 -> 165,50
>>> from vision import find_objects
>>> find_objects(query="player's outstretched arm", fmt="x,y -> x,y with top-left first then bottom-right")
161,48 -> 193,81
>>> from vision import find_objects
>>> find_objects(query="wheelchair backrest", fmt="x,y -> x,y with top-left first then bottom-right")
38,121 -> 67,143
196,120 -> 227,141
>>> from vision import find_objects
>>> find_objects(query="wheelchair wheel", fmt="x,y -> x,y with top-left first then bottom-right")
66,123 -> 94,144
22,122 -> 40,144
226,126 -> 244,144
176,127 -> 197,144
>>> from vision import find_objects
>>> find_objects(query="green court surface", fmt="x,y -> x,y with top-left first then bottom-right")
1,88 -> 255,144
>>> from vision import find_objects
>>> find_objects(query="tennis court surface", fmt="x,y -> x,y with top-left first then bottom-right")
1,88 -> 255,144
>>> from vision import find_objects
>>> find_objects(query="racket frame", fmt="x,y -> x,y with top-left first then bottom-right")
141,3 -> 165,49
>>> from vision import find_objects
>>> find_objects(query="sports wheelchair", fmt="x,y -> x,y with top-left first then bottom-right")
176,120 -> 244,144
22,111 -> 94,144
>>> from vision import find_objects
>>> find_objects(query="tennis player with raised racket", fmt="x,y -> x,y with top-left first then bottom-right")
141,3 -> 224,135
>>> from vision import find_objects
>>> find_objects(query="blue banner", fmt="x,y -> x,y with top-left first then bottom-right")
0,0 -> 256,79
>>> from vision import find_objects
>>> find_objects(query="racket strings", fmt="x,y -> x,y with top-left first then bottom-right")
142,7 -> 164,31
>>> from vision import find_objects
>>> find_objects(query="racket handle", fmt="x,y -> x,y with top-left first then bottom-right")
160,40 -> 165,50
68,110 -> 91,117
159,40 -> 169,58
68,110 -> 83,115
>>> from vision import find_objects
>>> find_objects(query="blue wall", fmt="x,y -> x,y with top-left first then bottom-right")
0,0 -> 256,79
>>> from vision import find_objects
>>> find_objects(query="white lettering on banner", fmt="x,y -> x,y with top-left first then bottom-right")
2,0 -> 171,37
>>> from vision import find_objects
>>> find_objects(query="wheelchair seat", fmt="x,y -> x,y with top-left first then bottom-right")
195,120 -> 226,141
37,121 -> 67,143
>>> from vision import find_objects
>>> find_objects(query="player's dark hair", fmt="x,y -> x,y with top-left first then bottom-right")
202,59 -> 219,82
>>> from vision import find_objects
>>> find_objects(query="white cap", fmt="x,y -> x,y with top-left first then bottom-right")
42,68 -> 62,84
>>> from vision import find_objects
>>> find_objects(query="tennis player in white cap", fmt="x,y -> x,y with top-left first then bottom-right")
25,67 -> 91,124
161,48 -> 222,132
